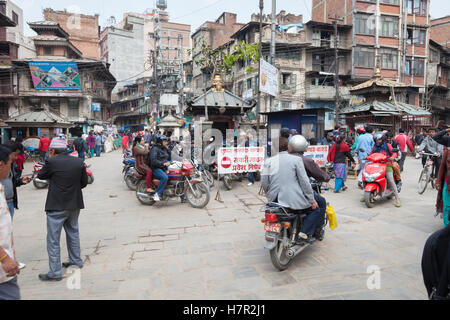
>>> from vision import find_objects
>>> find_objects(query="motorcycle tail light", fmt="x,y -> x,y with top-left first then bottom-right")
283,222 -> 291,229
265,212 -> 277,222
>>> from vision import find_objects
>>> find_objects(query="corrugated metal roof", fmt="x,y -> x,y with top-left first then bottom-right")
190,89 -> 250,108
341,100 -> 431,116
6,109 -> 71,124
350,77 -> 408,91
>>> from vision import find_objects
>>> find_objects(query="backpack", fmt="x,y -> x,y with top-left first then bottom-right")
421,225 -> 450,300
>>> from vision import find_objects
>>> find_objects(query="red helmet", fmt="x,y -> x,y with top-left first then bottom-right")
357,128 -> 365,134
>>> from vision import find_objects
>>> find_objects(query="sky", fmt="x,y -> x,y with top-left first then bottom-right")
16,0 -> 450,37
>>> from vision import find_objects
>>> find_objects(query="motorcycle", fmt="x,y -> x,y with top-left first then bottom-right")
362,152 -> 402,208
32,160 -> 94,189
136,160 -> 210,209
193,159 -> 215,189
262,202 -> 328,271
122,156 -> 139,190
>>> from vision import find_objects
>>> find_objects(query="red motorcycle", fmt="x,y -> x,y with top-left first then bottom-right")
362,153 -> 402,208
135,161 -> 210,208
32,160 -> 94,189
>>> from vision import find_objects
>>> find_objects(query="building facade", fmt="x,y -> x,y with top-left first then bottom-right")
43,8 -> 100,59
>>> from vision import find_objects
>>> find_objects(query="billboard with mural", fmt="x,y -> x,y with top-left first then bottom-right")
29,61 -> 81,90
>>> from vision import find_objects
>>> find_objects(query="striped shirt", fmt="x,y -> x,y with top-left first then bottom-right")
0,184 -> 15,283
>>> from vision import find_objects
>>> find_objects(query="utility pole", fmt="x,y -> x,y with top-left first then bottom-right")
257,0 -> 263,131
329,15 -> 344,127
270,0 -> 276,112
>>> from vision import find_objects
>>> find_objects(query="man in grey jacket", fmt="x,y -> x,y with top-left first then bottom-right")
262,137 -> 322,243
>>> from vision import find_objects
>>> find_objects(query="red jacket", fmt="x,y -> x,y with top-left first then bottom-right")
39,137 -> 51,152
15,153 -> 26,171
394,134 -> 414,154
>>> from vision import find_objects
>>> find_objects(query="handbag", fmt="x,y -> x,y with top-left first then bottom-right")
326,204 -> 338,230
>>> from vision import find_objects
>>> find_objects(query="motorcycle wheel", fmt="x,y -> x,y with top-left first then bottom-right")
125,175 -> 138,191
270,231 -> 293,271
418,168 -> 430,195
204,170 -> 215,189
33,178 -> 48,189
364,191 -> 376,208
223,175 -> 233,190
254,171 -> 261,182
87,174 -> 94,185
186,182 -> 210,209
136,180 -> 155,206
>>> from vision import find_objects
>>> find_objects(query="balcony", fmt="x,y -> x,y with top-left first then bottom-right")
305,85 -> 350,101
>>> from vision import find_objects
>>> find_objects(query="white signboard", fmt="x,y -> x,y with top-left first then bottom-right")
218,147 -> 265,174
259,59 -> 278,97
303,145 -> 329,168
160,94 -> 179,106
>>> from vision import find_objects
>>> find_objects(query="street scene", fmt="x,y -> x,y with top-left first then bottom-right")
0,0 -> 449,301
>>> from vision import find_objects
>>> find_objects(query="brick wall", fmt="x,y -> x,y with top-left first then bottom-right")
431,16 -> 450,47
43,9 -> 99,59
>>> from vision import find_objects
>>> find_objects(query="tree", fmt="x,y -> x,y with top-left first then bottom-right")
189,37 -> 259,77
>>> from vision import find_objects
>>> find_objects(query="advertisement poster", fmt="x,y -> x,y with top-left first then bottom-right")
29,61 -> 81,90
218,147 -> 265,175
303,145 -> 329,168
259,59 -> 278,97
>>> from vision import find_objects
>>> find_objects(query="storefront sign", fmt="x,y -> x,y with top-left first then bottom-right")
259,59 -> 278,97
92,103 -> 101,111
303,145 -> 329,168
29,61 -> 81,90
218,147 -> 265,174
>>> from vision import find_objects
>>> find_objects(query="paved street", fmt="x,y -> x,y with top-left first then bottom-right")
13,150 -> 441,300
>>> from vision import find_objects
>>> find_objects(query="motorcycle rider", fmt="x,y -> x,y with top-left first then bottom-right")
418,128 -> 444,179
132,136 -> 155,194
288,135 -> 330,236
368,133 -> 401,208
149,136 -> 171,202
262,136 -> 322,244
320,132 -> 335,148
385,132 -> 402,183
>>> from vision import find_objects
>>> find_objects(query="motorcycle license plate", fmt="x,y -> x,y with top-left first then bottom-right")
264,223 -> 281,233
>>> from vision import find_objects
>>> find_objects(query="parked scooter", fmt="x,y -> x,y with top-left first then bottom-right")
362,152 -> 402,208
136,160 -> 210,208
262,202 -> 328,271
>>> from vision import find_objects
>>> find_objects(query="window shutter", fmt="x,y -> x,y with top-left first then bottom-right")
291,73 -> 297,94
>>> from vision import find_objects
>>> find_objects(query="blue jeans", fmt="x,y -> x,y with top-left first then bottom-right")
7,201 -> 14,220
152,168 -> 169,197
300,206 -> 324,237
46,210 -> 83,278
248,172 -> 255,184
0,277 -> 20,300
95,145 -> 101,157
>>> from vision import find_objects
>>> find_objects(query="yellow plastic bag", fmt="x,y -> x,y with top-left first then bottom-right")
326,204 -> 338,230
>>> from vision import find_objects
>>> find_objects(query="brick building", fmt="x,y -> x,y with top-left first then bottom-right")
312,0 -> 431,107
43,9 -> 100,59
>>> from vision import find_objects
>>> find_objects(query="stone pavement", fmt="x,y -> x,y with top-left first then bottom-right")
12,150 -> 441,300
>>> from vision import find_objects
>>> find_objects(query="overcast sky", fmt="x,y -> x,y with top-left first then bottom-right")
16,0 -> 450,36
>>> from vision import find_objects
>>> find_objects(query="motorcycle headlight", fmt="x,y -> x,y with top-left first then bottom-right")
363,170 -> 383,182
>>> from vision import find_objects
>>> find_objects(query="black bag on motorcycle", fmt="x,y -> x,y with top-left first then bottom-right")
421,224 -> 450,300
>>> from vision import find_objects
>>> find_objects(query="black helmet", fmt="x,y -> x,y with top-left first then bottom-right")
280,128 -> 290,138
157,135 -> 169,145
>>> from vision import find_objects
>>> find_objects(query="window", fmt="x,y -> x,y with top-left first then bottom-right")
43,46 -> 53,56
408,0 -> 427,15
312,54 -> 335,72
355,14 -> 376,36
68,99 -> 80,118
380,0 -> 399,4
354,47 -> 375,68
12,11 -> 18,24
379,16 -> 399,37
247,78 -> 252,91
406,59 -> 424,76
430,49 -> 439,63
281,73 -> 291,85
237,81 -> 244,97
0,2 -> 6,15
380,48 -> 398,69
0,102 -> 8,119
414,29 -> 426,46
254,76 -> 259,94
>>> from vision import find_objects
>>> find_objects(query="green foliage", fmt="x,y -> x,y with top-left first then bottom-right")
189,37 -> 259,77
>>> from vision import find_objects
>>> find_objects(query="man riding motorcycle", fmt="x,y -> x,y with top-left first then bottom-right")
288,135 -> 330,231
149,136 -> 171,202
385,131 -> 402,183
368,133 -> 401,208
262,136 -> 323,244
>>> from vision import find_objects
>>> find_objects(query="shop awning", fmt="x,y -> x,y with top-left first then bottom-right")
341,100 -> 431,116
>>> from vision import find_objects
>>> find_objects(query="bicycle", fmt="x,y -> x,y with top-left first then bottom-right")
418,152 -> 439,195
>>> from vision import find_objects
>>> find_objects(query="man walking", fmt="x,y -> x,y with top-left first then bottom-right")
37,137 -> 88,282
95,133 -> 102,157
73,135 -> 88,162
0,146 -> 20,300
38,134 -> 51,162
355,126 -> 375,188
394,128 -> 415,172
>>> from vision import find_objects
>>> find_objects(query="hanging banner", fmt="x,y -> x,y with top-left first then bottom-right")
29,61 -> 81,90
259,59 -> 278,97
303,145 -> 329,168
218,147 -> 265,174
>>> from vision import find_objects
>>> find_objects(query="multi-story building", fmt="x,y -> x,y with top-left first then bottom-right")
426,39 -> 450,123
6,20 -> 116,138
312,0 -> 430,107
43,9 -> 100,59
430,15 -> 450,48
